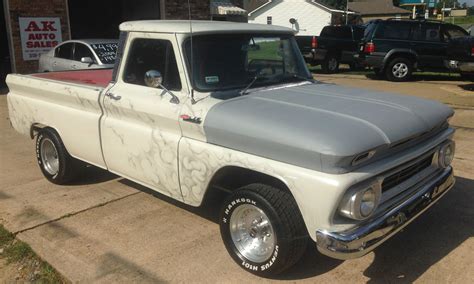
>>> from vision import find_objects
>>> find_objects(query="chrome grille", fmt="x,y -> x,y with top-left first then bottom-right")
381,153 -> 434,193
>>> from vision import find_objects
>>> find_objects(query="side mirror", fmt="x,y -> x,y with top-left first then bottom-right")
80,57 -> 94,64
144,70 -> 163,88
144,70 -> 180,104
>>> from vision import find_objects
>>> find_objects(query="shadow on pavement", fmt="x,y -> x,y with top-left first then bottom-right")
68,165 -> 118,186
363,175 -> 474,283
459,83 -> 474,91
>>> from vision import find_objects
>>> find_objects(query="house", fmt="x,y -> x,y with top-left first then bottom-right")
246,0 -> 354,36
348,0 -> 411,22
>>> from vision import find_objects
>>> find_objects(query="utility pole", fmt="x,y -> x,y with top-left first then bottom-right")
442,0 -> 445,21
345,0 -> 348,25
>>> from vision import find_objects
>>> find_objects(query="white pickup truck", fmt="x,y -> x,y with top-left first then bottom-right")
7,20 -> 456,276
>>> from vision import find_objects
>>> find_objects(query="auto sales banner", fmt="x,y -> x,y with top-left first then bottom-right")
19,17 -> 62,61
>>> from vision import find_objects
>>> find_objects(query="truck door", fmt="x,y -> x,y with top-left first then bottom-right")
100,33 -> 186,201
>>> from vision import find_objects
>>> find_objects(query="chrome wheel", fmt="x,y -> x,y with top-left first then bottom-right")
392,62 -> 408,78
40,138 -> 59,175
229,204 -> 276,263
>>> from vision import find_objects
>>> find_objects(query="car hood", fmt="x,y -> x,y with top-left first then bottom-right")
203,82 -> 453,174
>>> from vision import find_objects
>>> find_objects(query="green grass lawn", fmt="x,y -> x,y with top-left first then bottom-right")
0,225 -> 66,283
451,15 -> 474,25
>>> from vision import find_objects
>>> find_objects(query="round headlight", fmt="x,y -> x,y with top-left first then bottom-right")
339,179 -> 382,220
360,188 -> 377,217
439,141 -> 455,168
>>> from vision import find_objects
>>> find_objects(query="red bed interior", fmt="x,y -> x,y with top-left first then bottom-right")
32,69 -> 113,88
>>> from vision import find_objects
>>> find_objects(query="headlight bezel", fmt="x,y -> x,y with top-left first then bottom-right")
339,178 -> 383,221
438,140 -> 455,169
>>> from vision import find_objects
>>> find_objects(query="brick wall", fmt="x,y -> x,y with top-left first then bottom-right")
165,0 -> 210,20
7,0 -> 70,74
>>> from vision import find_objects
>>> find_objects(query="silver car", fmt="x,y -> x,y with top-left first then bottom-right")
38,39 -> 118,72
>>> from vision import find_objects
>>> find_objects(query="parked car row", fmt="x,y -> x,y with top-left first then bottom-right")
297,19 -> 473,82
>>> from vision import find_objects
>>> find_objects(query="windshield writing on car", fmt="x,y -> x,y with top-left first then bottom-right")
90,43 -> 118,64
184,34 -> 311,93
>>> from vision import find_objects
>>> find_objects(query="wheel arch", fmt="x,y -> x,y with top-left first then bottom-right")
30,123 -> 64,142
205,165 -> 293,196
383,49 -> 417,68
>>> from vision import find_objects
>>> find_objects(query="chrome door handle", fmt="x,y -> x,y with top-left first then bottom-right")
105,93 -> 121,100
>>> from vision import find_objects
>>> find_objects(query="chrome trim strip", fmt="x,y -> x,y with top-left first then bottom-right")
316,167 -> 455,260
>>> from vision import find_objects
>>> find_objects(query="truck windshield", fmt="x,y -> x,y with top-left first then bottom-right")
184,33 -> 311,92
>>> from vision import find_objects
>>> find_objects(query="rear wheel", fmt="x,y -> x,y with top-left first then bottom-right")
386,57 -> 413,82
322,54 -> 339,74
219,184 -> 308,276
36,128 -> 81,184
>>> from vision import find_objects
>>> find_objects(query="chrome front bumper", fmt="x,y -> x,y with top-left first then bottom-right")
316,167 -> 455,260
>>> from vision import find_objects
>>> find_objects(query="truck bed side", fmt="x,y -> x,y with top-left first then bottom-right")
6,70 -> 111,168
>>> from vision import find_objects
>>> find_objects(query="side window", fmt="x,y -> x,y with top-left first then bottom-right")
413,24 -> 440,42
74,43 -> 94,61
55,43 -> 73,59
123,38 -> 181,91
375,22 -> 411,40
441,25 -> 468,42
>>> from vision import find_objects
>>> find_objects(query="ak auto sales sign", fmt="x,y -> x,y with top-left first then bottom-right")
19,17 -> 62,61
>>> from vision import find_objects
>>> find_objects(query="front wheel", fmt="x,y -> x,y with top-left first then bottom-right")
386,57 -> 413,82
219,184 -> 308,276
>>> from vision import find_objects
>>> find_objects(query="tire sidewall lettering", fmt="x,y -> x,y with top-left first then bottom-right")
36,132 -> 59,180
221,196 -> 280,272
36,134 -> 43,165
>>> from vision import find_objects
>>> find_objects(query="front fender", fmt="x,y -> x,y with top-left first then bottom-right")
178,137 -> 354,241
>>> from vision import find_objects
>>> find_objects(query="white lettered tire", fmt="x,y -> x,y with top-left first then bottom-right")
36,128 -> 81,184
219,184 -> 308,276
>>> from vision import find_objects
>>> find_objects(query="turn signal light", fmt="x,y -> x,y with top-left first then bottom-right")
311,36 -> 318,49
364,42 -> 375,53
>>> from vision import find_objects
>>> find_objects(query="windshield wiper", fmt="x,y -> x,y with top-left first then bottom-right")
240,73 -> 266,96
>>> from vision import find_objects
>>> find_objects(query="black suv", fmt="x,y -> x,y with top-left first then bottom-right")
296,25 -> 365,73
359,19 -> 468,81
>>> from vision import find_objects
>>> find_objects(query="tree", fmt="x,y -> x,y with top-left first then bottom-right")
436,0 -> 460,9
319,0 -> 346,10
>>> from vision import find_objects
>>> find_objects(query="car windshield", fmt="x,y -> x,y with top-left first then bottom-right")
184,33 -> 311,92
90,42 -> 118,64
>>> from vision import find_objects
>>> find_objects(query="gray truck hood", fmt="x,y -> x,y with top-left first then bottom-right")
203,82 -> 453,174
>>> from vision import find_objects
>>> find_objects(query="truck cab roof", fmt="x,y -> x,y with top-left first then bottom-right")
119,20 -> 295,35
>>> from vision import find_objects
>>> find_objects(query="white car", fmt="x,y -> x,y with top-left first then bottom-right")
38,39 -> 118,72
